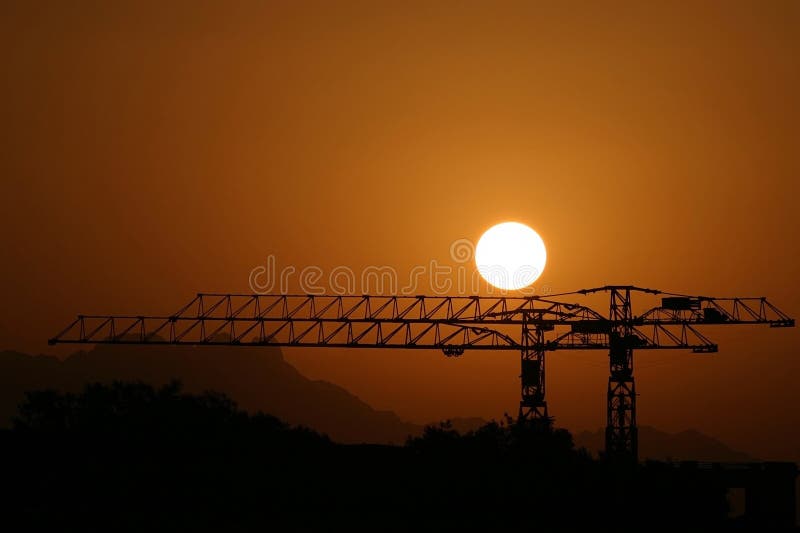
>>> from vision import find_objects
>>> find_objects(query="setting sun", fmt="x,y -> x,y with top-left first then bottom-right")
475,222 -> 546,291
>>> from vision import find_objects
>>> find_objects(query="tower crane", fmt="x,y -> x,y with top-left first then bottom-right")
49,285 -> 794,460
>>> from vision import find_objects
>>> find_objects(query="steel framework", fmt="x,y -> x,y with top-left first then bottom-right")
50,286 -> 794,461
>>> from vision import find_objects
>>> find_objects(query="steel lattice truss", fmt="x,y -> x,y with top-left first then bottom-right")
50,294 -> 597,352
50,288 -> 791,353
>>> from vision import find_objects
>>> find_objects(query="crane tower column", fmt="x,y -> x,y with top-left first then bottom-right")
606,287 -> 638,460
518,313 -> 550,422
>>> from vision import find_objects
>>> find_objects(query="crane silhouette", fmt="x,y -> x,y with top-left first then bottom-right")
50,285 -> 794,461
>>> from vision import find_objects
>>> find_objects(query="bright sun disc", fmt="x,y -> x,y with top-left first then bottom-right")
475,222 -> 546,290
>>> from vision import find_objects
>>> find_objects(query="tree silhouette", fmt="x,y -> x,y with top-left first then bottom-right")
0,381 -> 740,531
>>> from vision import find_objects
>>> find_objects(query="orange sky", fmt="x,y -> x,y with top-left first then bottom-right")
1,0 -> 799,460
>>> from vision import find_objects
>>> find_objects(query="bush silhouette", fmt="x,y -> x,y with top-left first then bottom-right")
0,382 -> 732,531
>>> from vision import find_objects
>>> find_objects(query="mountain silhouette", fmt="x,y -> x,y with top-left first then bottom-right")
6,381 -> 753,531
575,426 -> 756,462
0,345 -> 422,443
1,345 -> 756,461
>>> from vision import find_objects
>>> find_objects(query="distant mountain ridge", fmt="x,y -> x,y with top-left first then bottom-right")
0,345 -> 756,461
0,345 -> 420,443
574,427 -> 756,462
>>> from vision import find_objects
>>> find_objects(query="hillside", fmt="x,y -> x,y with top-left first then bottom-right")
0,345 -> 761,462
574,426 -> 756,462
0,345 -> 419,443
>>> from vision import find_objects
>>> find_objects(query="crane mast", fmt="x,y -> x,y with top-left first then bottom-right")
49,286 -> 794,461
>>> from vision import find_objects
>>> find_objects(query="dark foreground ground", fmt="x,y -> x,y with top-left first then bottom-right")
0,382 -> 794,531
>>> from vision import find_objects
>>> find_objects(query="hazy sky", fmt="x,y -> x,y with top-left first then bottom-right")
2,1 -> 799,460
